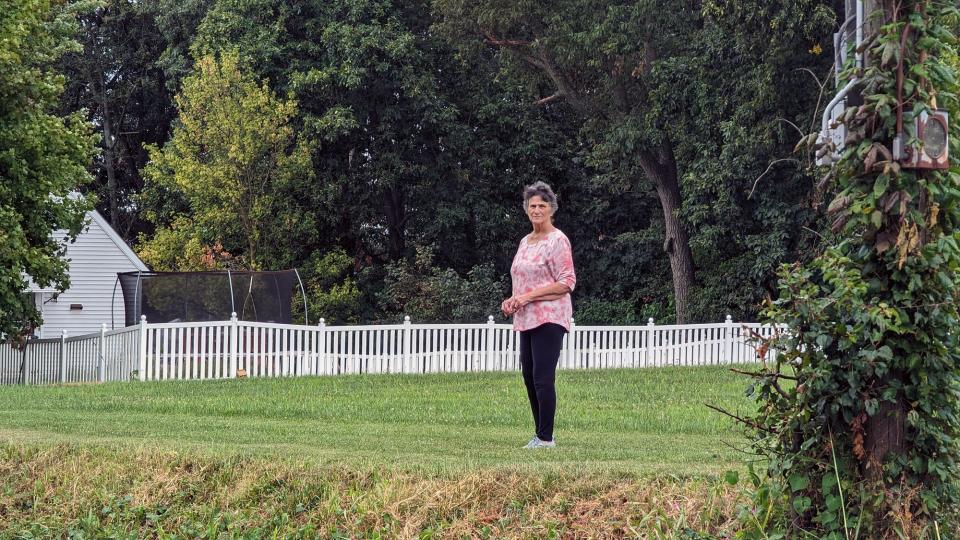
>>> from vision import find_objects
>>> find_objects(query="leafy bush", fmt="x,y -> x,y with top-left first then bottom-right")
296,248 -> 361,324
373,246 -> 506,323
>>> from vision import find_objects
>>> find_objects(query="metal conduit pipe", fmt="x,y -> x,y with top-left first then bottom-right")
834,15 -> 857,84
855,0 -> 864,68
821,0 -> 865,136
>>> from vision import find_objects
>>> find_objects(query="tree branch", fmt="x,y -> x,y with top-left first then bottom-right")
729,368 -> 795,401
481,33 -> 531,47
776,117 -> 805,139
481,29 -> 593,116
729,367 -> 799,381
748,158 -> 800,199
705,403 -> 776,434
799,65 -> 834,137
531,45 -> 592,114
533,92 -> 563,106
481,31 -> 546,71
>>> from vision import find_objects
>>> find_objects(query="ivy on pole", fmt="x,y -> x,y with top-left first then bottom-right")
735,1 -> 960,536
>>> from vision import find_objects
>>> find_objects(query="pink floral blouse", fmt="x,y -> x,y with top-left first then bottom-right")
510,229 -> 576,332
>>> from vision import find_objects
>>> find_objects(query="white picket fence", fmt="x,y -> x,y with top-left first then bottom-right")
0,315 -> 777,385
0,325 -> 140,385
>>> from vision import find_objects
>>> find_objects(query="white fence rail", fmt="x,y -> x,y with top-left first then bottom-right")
0,315 -> 777,385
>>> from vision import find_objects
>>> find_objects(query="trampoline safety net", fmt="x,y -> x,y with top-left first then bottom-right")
118,270 -> 300,326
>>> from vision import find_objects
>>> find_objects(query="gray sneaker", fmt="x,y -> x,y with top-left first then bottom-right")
523,436 -> 557,449
536,438 -> 556,448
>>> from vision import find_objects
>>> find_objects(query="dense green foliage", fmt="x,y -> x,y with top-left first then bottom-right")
674,1 -> 837,318
293,248 -> 362,324
33,0 -> 842,326
370,246 -> 504,323
0,0 -> 95,339
433,0 -> 836,323
57,0 -> 175,238
746,3 -> 960,537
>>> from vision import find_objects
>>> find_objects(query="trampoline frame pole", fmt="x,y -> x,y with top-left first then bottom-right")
110,275 -> 120,330
133,271 -> 142,328
227,269 -> 236,320
294,269 -> 308,325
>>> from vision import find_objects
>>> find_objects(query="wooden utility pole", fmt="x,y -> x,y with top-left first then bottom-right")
862,0 -> 909,480
863,0 -> 885,53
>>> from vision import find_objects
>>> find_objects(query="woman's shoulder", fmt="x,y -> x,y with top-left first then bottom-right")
550,229 -> 571,245
539,229 -> 571,254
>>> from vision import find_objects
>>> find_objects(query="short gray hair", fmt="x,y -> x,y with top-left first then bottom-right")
523,181 -> 558,213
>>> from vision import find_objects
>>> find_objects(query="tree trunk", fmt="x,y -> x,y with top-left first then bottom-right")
384,186 -> 406,260
99,83 -> 120,227
639,148 -> 695,323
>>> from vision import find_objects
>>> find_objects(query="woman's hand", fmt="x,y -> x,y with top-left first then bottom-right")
501,297 -> 516,316
501,294 -> 532,316
501,295 -> 526,316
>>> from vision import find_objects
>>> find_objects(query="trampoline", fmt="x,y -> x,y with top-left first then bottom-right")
114,269 -> 307,327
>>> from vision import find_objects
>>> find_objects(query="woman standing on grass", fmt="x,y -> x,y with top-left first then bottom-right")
502,181 -> 576,449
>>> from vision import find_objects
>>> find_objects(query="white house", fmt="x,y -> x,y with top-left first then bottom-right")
27,210 -> 148,338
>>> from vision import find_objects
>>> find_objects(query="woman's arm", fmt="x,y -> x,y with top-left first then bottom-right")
505,282 -> 570,313
515,282 -> 571,306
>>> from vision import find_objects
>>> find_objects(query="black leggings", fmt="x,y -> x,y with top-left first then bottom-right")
519,322 -> 566,442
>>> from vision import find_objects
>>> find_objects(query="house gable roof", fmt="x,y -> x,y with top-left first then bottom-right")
87,210 -> 149,272
25,209 -> 149,292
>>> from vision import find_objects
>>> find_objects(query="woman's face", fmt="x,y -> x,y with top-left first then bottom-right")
526,195 -> 553,226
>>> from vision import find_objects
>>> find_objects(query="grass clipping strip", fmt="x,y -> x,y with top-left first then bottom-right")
1,443 -> 741,538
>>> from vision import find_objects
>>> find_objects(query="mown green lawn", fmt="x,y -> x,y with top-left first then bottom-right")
0,365 -> 756,474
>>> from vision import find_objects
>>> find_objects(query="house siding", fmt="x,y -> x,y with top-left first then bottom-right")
31,212 -> 147,338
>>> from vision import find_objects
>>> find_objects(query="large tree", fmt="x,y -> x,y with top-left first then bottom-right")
139,52 -> 314,271
433,0 -> 701,322
0,0 -> 95,339
433,0 -> 836,323
669,1 -> 836,319
57,0 -> 175,240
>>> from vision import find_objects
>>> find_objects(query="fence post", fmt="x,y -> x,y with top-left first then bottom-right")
723,314 -> 734,364
138,315 -> 147,381
229,312 -> 238,378
402,316 -> 411,372
98,324 -> 107,383
645,318 -> 654,367
566,317 -> 576,368
318,318 -> 326,375
485,316 -> 495,370
59,329 -> 67,384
